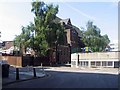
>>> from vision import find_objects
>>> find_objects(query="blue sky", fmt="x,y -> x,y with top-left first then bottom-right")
0,1 -> 118,43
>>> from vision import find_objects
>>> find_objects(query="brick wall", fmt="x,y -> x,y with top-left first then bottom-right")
57,45 -> 70,64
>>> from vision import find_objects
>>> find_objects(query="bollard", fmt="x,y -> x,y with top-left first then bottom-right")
16,68 -> 19,80
41,63 -> 43,68
78,54 -> 80,65
33,68 -> 36,77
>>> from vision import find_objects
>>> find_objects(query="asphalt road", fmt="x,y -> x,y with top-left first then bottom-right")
3,68 -> 118,88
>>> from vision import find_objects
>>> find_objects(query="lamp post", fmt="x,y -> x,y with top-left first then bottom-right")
69,42 -> 72,64
77,53 -> 80,66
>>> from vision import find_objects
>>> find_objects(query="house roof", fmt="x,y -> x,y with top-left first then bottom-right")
55,17 -> 81,37
72,25 -> 81,37
60,18 -> 71,25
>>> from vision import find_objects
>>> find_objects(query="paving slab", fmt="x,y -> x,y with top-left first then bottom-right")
2,66 -> 46,86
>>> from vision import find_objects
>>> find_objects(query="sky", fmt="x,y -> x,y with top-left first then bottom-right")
0,0 -> 118,43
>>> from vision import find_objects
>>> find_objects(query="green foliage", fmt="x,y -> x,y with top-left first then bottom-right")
81,21 -> 110,52
31,1 -> 65,55
14,23 -> 34,54
14,1 -> 65,56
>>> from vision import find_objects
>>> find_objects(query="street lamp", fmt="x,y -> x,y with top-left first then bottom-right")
77,53 -> 80,66
69,42 -> 72,64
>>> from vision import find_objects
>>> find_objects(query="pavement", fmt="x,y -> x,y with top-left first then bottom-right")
2,66 -> 47,86
45,66 -> 119,75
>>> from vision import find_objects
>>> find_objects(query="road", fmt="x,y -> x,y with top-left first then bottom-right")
3,67 -> 118,88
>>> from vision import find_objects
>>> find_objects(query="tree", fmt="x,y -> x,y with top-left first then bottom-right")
31,1 -> 65,56
81,21 -> 110,52
14,1 -> 65,56
14,23 -> 34,54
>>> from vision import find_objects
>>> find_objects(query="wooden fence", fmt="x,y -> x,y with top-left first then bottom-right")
1,56 -> 50,67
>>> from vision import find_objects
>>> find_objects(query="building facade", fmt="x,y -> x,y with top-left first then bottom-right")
71,52 -> 119,68
2,41 -> 14,50
54,18 -> 85,64
1,41 -> 14,55
60,18 -> 85,53
109,40 -> 118,52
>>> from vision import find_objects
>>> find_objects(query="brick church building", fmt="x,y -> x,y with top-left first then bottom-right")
50,17 -> 85,64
